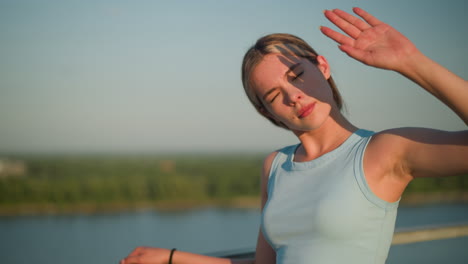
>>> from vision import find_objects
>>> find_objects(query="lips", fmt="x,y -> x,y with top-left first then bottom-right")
298,102 -> 316,118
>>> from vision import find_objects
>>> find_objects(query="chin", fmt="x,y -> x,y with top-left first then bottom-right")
290,124 -> 322,134
295,117 -> 329,132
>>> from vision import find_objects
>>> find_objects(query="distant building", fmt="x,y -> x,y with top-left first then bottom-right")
0,159 -> 27,178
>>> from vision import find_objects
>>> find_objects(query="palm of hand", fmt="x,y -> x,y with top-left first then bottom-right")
322,8 -> 417,72
353,24 -> 415,70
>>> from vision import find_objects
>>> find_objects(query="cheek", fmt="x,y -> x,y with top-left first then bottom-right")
265,104 -> 293,123
264,104 -> 283,117
301,78 -> 334,104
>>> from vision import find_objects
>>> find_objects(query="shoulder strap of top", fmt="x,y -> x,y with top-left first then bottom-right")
266,144 -> 298,196
268,144 -> 297,179
353,131 -> 400,211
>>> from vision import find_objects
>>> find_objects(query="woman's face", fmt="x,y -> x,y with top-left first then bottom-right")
250,53 -> 336,132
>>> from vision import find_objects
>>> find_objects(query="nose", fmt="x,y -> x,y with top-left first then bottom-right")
285,87 -> 303,105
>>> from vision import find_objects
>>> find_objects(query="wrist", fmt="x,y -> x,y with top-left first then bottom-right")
168,248 -> 177,264
396,49 -> 429,76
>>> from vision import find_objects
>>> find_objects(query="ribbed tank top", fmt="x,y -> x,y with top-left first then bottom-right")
261,129 -> 399,264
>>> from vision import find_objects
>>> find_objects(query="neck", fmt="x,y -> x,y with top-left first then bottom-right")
292,112 -> 358,162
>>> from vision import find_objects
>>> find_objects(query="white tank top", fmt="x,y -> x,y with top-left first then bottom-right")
261,129 -> 399,264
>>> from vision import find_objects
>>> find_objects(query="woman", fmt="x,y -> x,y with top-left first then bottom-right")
120,7 -> 468,264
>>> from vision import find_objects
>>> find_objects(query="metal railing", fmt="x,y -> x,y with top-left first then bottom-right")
213,223 -> 468,259
392,223 -> 468,245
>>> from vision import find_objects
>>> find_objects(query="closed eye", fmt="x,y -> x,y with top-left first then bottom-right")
270,93 -> 280,103
293,71 -> 304,80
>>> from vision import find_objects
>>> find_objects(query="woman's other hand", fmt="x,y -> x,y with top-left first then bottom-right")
120,247 -> 171,264
320,7 -> 419,73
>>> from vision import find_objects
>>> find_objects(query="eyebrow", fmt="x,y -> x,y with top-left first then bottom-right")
262,62 -> 302,101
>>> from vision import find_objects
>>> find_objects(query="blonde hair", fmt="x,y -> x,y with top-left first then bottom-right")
241,33 -> 344,129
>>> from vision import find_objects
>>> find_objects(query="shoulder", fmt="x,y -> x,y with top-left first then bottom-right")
361,129 -> 415,202
363,127 -> 468,201
261,144 -> 297,178
260,151 -> 279,207
365,127 -> 436,155
363,127 -> 457,191
369,127 -> 468,177
366,127 -> 461,158
365,128 -> 414,174
262,151 -> 279,180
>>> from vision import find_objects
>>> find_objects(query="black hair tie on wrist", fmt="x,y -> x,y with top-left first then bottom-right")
169,248 -> 177,264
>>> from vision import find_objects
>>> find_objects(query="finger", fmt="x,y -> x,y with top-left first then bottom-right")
320,26 -> 355,47
331,8 -> 371,31
323,9 -> 362,39
353,7 -> 383,27
120,256 -> 141,264
128,247 -> 145,257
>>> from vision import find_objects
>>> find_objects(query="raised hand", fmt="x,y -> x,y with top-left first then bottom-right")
320,7 -> 419,73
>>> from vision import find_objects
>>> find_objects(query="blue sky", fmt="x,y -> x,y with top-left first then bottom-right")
1,0 -> 467,154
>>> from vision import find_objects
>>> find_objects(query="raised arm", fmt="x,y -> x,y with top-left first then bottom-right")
320,7 -> 468,125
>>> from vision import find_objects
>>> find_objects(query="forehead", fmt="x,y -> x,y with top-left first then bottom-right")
251,54 -> 303,89
256,53 -> 299,73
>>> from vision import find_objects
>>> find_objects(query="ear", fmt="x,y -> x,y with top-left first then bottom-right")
316,55 -> 331,80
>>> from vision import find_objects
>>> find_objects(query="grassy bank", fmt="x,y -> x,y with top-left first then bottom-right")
0,196 -> 262,216
1,154 -> 467,215
3,192 -> 468,216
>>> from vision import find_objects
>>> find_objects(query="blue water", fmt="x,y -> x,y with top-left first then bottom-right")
1,203 -> 467,264
388,203 -> 468,264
